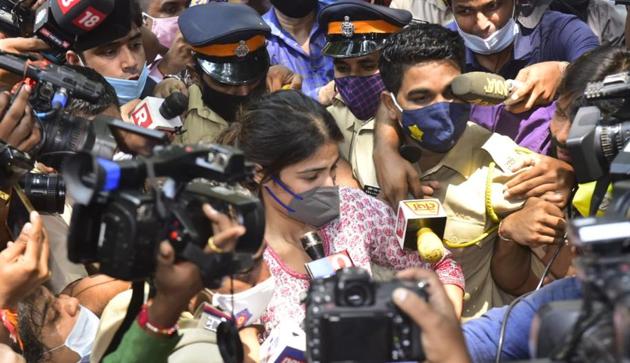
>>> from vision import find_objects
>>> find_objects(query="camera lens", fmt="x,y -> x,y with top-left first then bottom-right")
40,114 -> 92,156
343,283 -> 370,307
19,173 -> 66,214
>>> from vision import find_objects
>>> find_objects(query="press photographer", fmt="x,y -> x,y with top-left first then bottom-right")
463,45 -> 630,363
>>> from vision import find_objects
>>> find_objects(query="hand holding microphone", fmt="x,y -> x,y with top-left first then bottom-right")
130,92 -> 188,134
395,199 -> 448,264
448,71 -> 522,106
300,231 -> 354,279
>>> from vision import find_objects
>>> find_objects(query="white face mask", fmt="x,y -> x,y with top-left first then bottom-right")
48,305 -> 100,361
211,277 -> 275,328
455,4 -> 520,55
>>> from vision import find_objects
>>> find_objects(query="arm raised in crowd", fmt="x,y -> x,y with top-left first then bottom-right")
492,197 -> 566,295
393,268 -> 471,363
266,64 -> 303,92
103,204 -> 245,363
373,101 -> 423,207
0,211 -> 49,309
504,154 -> 575,209
0,86 -> 41,152
0,38 -> 49,89
505,13 -> 599,114
504,61 -> 570,114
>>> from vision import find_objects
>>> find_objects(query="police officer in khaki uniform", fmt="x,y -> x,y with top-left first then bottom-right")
319,1 -> 411,196
177,2 -> 271,144
380,23 -> 554,319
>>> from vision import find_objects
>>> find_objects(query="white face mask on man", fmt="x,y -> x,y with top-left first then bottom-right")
48,305 -> 100,362
211,277 -> 275,328
455,3 -> 520,55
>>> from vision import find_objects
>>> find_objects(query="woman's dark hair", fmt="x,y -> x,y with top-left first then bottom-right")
559,46 -> 630,118
217,90 -> 343,186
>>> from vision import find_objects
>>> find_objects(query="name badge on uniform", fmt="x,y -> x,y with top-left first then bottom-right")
363,185 -> 380,197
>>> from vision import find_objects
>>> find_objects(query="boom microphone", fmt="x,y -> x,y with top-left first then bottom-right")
449,71 -> 514,106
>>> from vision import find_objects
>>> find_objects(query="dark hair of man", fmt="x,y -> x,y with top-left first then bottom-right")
17,288 -> 48,363
65,65 -> 120,118
379,23 -> 465,95
217,90 -> 344,187
558,45 -> 630,119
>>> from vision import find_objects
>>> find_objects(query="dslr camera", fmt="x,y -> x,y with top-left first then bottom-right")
304,267 -> 427,363
62,143 -> 265,288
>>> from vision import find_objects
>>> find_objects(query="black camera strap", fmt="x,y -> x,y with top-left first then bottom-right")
589,176 -> 611,216
101,280 -> 145,361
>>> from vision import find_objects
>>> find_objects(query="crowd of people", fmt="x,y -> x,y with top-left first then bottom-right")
0,0 -> 628,362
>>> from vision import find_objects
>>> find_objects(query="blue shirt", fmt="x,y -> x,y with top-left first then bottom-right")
448,10 -> 600,79
463,277 -> 582,363
263,3 -> 334,100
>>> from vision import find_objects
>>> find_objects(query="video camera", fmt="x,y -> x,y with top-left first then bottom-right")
567,71 -> 630,184
0,51 -> 169,186
527,70 -> 630,362
61,143 -> 265,288
304,267 -> 427,363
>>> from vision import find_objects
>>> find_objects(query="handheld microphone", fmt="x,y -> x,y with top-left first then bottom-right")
260,321 -> 306,363
395,199 -> 448,263
300,231 -> 325,260
300,231 -> 355,279
130,92 -> 187,132
448,72 -> 518,106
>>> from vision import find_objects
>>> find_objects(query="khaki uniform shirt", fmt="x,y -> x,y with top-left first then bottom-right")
327,96 -> 379,190
389,0 -> 454,26
176,84 -> 229,145
419,122 -> 535,319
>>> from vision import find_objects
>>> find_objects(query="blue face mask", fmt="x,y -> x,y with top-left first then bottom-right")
105,63 -> 149,105
390,94 -> 470,153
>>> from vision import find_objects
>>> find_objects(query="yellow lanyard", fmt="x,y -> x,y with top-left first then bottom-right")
443,162 -> 500,248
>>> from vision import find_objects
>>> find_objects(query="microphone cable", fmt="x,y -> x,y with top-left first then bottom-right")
494,238 -> 565,363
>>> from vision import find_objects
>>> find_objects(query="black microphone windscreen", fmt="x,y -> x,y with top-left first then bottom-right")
160,92 -> 189,119
449,71 -> 510,106
300,231 -> 325,260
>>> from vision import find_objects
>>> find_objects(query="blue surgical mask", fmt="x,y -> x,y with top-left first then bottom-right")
105,63 -> 149,105
390,94 -> 470,153
455,6 -> 520,55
